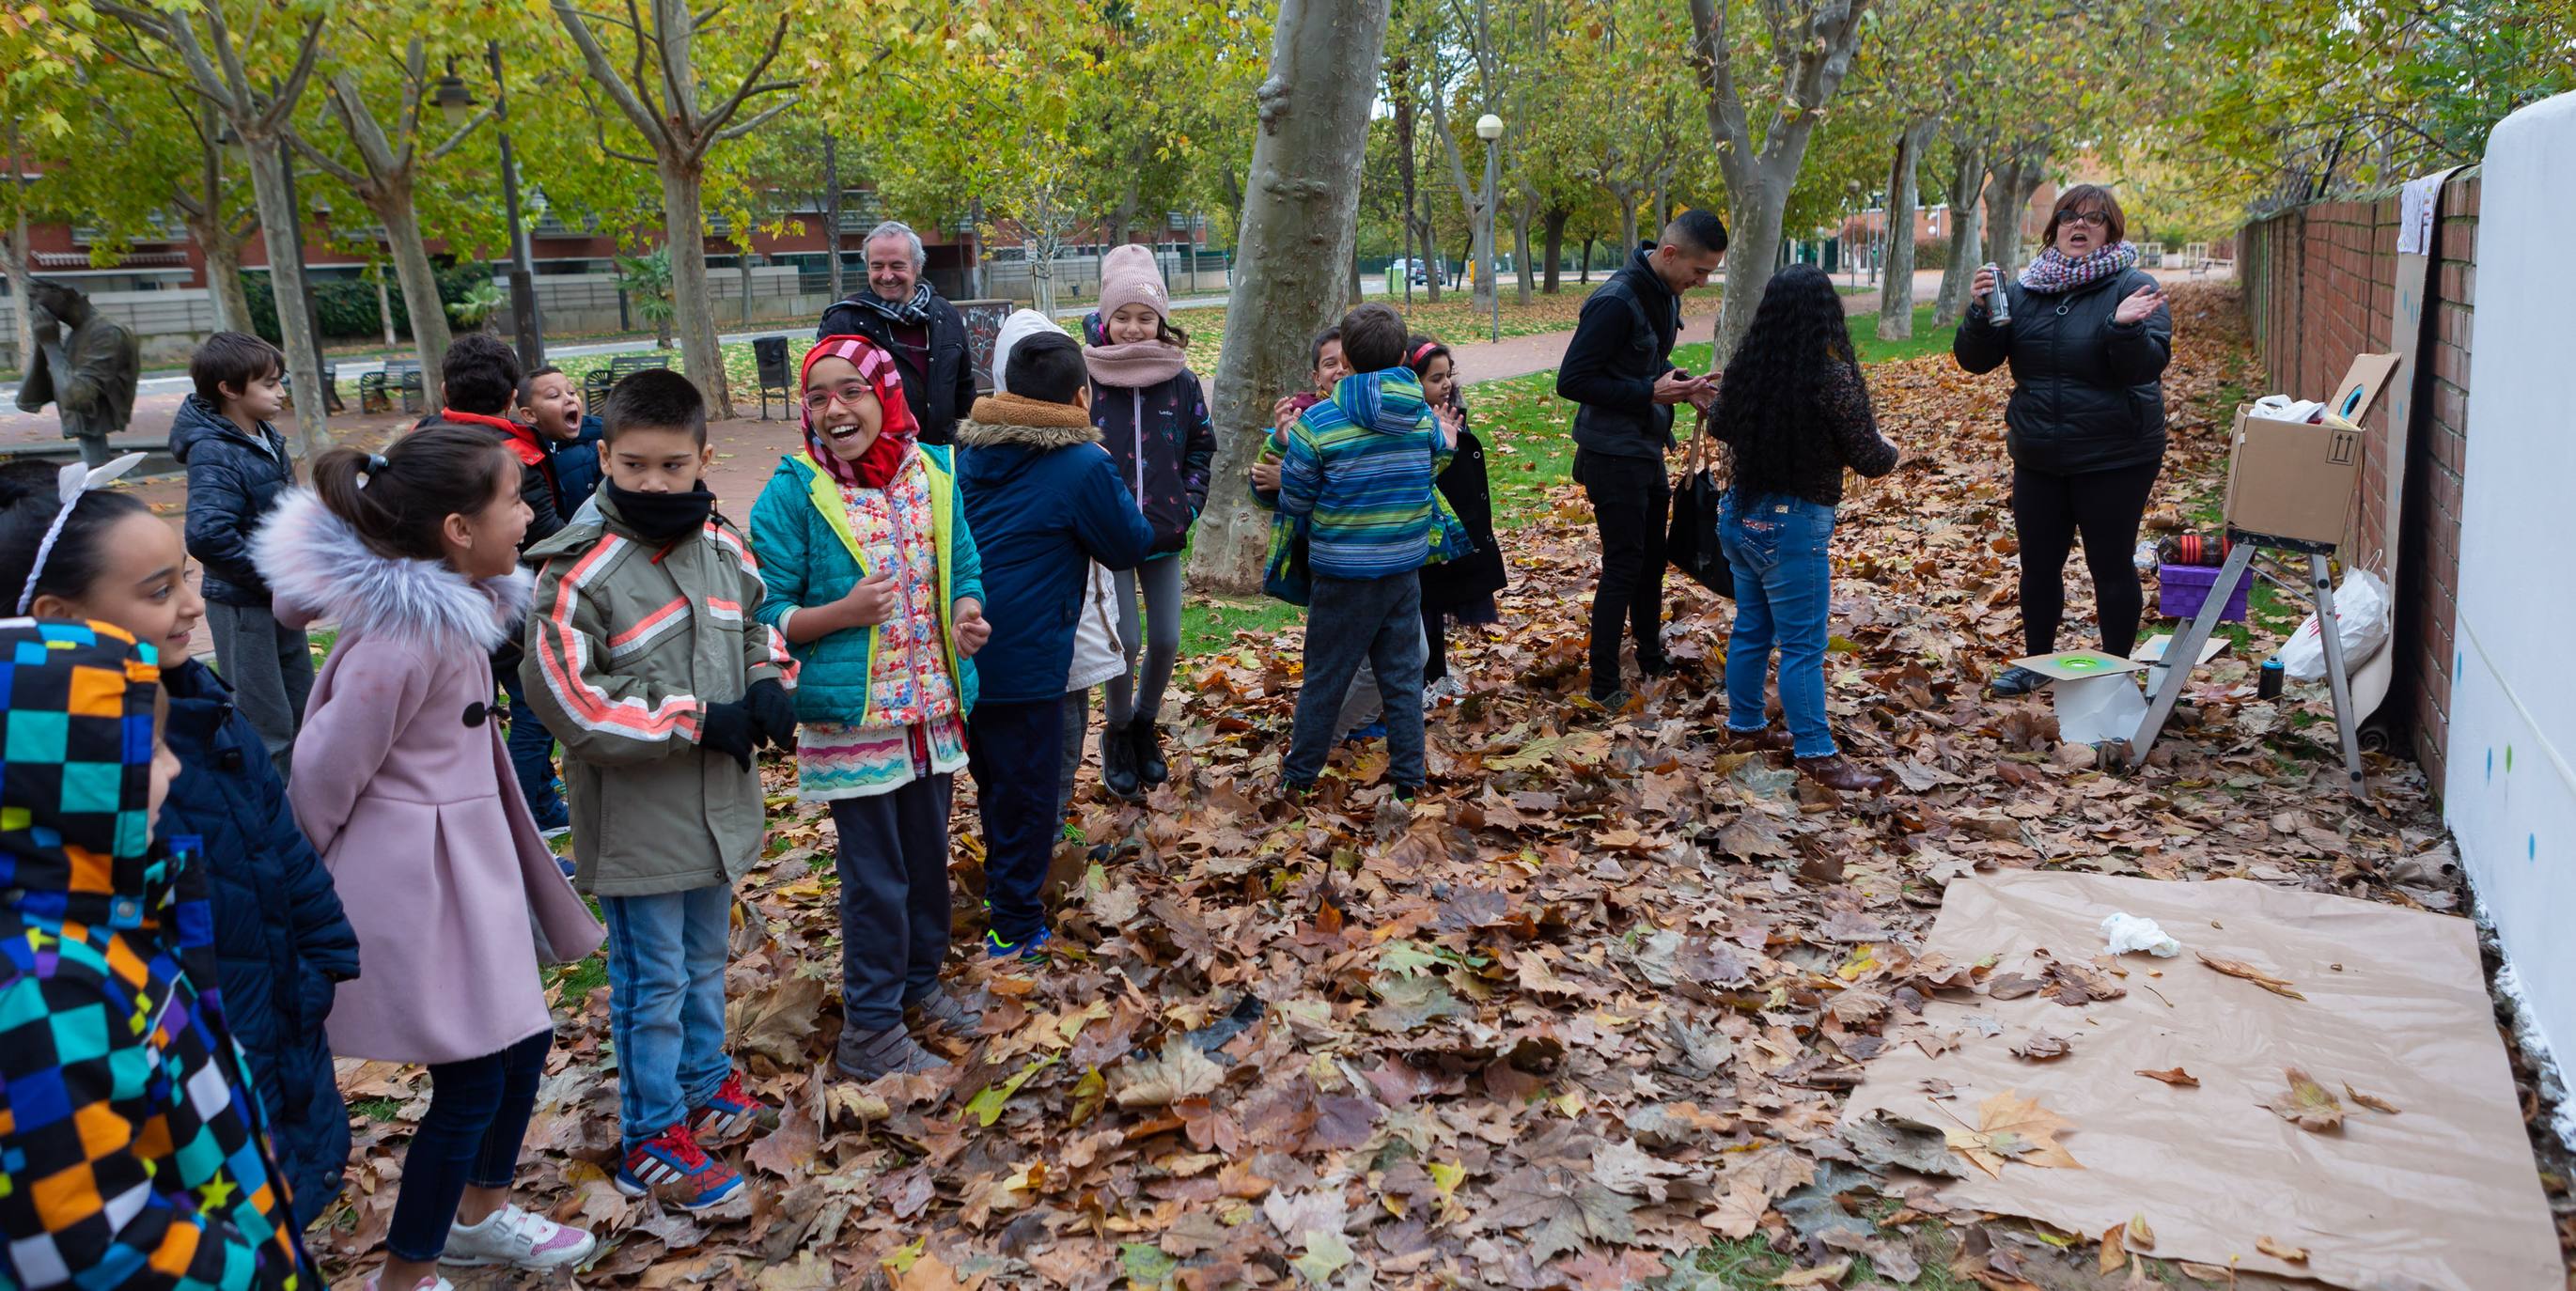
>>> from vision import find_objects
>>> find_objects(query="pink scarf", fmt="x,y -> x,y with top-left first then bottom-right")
1082,337 -> 1187,389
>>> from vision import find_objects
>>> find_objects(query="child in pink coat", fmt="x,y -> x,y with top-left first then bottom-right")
254,425 -> 605,1291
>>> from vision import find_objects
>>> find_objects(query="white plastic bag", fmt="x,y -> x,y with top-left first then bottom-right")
2278,569 -> 2392,681
2052,673 -> 2148,745
2100,912 -> 2181,957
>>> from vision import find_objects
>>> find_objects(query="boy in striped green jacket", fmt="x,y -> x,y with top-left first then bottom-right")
1276,303 -> 1456,799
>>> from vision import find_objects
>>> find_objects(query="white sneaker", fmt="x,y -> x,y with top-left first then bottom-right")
365,1276 -> 453,1291
441,1205 -> 598,1270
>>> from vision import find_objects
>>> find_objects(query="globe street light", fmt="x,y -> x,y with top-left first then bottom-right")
1475,114 -> 1503,343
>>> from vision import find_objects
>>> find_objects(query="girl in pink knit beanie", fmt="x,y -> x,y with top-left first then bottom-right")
1080,243 -> 1215,801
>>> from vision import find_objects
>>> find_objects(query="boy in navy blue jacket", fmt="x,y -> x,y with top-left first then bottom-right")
172,330 -> 310,777
955,333 -> 1156,957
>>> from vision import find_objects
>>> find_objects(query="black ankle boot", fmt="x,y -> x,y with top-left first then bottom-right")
1101,720 -> 1142,801
1131,715 -> 1169,786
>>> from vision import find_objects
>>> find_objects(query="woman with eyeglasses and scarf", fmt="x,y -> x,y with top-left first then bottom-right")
1954,184 -> 2174,698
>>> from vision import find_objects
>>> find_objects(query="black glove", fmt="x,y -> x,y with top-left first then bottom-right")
698,699 -> 755,770
745,677 -> 798,749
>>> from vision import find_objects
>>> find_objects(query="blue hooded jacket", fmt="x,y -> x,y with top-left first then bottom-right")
169,394 -> 294,607
954,395 -> 1156,703
156,657 -> 359,1225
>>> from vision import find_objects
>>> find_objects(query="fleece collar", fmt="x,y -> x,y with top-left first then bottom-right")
250,490 -> 532,656
955,394 -> 1101,450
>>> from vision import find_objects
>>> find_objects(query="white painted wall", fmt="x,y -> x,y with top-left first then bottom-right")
2450,89 -> 2576,1065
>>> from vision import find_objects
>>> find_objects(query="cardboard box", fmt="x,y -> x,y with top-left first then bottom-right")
2221,353 -> 2399,552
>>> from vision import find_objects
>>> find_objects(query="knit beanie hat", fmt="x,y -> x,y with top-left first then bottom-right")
991,308 -> 1065,395
1096,244 -> 1170,323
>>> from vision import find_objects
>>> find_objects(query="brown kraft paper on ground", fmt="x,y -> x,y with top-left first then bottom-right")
1839,871 -> 2558,1290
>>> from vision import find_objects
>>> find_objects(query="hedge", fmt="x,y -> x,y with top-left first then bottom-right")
243,262 -> 492,344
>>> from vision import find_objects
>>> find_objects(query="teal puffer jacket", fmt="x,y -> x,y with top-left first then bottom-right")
747,451 -> 983,725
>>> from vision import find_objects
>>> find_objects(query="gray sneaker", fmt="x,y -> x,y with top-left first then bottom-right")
905,987 -> 984,1034
835,1023 -> 949,1081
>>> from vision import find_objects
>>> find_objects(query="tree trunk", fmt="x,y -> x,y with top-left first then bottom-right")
196,225 -> 254,335
1421,224 -> 1441,303
1875,117 -> 1934,342
1580,235 -> 1594,283
1541,206 -> 1568,293
1510,200 -> 1534,305
1713,172 -> 1790,360
1931,135 -> 1984,326
373,264 -> 396,346
243,139 -> 330,455
1185,0 -> 1391,595
1615,194 -> 1639,258
823,137 -> 845,303
373,191 -> 453,411
659,158 -> 730,416
1982,141 -> 2048,274
3,121 -> 31,374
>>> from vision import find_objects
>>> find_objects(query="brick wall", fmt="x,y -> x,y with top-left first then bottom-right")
2239,172 -> 2480,795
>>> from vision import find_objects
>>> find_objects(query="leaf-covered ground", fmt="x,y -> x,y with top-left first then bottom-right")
310,283 -> 2553,1290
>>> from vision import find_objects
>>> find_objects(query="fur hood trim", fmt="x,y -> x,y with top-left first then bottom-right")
251,489 -> 531,654
954,415 -> 1103,452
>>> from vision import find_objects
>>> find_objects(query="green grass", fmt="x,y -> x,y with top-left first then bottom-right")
1666,1236 -> 1977,1290
350,1097 -> 404,1123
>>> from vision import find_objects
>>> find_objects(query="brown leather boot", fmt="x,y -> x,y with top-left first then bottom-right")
1795,754 -> 1887,793
1722,725 -> 1795,754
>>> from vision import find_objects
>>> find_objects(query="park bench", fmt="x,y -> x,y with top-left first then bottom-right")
279,361 -> 345,414
358,360 -> 425,415
584,352 -> 675,405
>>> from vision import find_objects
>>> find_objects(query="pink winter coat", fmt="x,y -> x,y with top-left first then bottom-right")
254,490 -> 604,1065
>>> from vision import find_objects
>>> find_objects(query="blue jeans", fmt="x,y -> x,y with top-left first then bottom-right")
1720,492 -> 1839,758
1284,571 -> 1427,787
384,1029 -> 550,1262
500,668 -> 567,829
601,885 -> 733,1154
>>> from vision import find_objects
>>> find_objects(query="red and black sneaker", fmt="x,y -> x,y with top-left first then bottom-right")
687,1070 -> 781,1147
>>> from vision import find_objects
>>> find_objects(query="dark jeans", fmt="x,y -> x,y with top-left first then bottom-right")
384,1029 -> 551,1262
968,699 -> 1064,944
1576,449 -> 1670,696
499,668 -> 566,828
830,774 -> 952,1032
1284,571 -> 1426,787
1421,600 -> 1448,682
2011,460 -> 2161,659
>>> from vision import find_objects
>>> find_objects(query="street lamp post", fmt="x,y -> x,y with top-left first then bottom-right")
435,49 -> 544,368
1475,113 -> 1503,344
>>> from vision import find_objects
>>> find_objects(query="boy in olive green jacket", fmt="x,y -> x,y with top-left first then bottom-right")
521,370 -> 797,1210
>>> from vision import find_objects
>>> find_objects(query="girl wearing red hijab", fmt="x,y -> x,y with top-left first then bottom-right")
747,336 -> 989,1081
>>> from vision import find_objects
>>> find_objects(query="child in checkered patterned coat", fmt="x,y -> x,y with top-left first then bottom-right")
0,618 -> 315,1291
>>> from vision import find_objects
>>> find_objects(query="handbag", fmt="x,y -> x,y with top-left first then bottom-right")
1665,407 -> 1735,599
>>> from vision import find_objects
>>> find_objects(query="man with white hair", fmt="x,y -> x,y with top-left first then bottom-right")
817,220 -> 979,446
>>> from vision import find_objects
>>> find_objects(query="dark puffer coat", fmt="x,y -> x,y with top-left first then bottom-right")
1951,267 -> 2173,475
156,657 -> 360,1225
170,395 -> 295,606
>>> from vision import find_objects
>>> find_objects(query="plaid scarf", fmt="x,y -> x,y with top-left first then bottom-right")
2018,241 -> 2140,294
801,334 -> 920,489
846,281 -> 935,326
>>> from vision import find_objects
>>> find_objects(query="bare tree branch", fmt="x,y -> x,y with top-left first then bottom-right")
285,124 -> 368,192
711,93 -> 796,145
550,0 -> 673,151
686,11 -> 791,163
575,81 -> 660,165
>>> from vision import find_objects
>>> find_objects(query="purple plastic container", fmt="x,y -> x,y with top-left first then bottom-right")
2157,562 -> 2252,622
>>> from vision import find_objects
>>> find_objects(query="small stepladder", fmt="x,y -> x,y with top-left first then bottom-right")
2126,531 -> 2369,801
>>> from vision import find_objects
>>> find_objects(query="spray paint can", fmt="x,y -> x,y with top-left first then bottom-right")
1985,261 -> 2012,324
2258,657 -> 2285,699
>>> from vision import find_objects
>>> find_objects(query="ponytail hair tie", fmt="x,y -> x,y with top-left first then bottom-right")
366,453 -> 390,474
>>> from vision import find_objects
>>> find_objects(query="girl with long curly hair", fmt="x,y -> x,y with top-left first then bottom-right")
1708,264 -> 1900,792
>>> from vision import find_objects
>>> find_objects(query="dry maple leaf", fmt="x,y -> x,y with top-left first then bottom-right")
2010,1031 -> 2073,1061
1111,1038 -> 1225,1110
1772,1256 -> 1852,1286
2134,1066 -> 2199,1086
2195,951 -> 2305,1000
1940,1090 -> 2083,1178
2259,1066 -> 2344,1131
2344,1082 -> 2401,1114
2255,1235 -> 2309,1262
